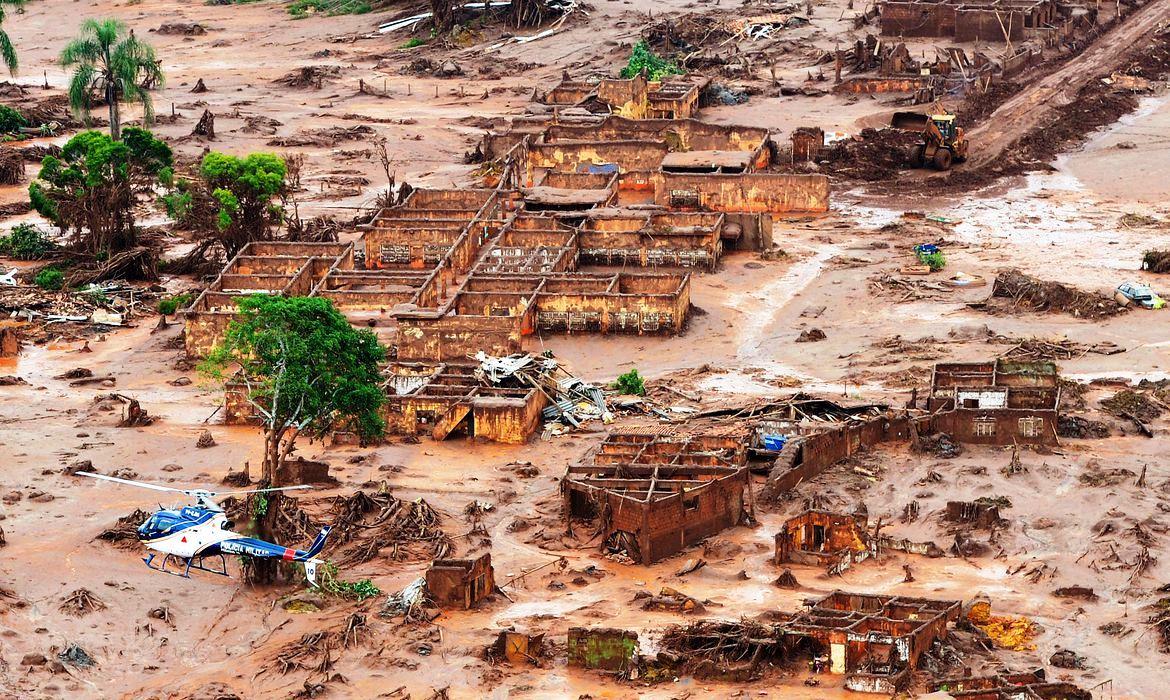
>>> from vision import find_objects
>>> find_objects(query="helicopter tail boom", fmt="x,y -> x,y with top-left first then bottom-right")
304,526 -> 332,559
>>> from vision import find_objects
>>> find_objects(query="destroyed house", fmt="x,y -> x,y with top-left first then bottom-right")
488,114 -> 829,215
787,592 -> 960,693
378,351 -> 606,443
426,553 -> 495,609
774,509 -> 943,573
933,669 -> 1093,699
578,211 -> 727,269
379,362 -> 546,444
775,510 -> 868,566
182,241 -> 354,357
185,190 -> 697,362
879,0 -> 1062,41
659,591 -> 960,693
729,396 -> 916,497
563,431 -> 752,564
541,74 -> 703,120
928,360 -> 1060,445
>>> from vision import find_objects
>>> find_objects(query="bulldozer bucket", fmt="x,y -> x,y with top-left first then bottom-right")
891,111 -> 930,130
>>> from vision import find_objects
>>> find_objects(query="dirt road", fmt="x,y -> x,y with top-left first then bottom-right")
966,0 -> 1170,167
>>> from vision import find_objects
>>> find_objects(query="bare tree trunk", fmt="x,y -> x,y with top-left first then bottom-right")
107,82 -> 120,141
262,424 -> 299,486
431,0 -> 454,33
244,483 -> 283,585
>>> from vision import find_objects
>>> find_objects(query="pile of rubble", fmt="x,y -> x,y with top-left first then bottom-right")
990,269 -> 1125,319
321,489 -> 452,565
474,351 -> 610,432
990,335 -> 1125,361
816,128 -> 920,181
0,281 -> 163,345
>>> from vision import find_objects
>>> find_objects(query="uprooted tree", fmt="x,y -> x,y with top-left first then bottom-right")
200,295 -> 385,583
163,151 -> 289,265
29,127 -> 172,264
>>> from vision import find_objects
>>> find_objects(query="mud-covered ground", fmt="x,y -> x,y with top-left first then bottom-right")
2,0 -> 1170,698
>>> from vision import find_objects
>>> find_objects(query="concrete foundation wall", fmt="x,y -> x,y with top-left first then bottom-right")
528,140 -> 671,175
955,9 -> 1025,42
644,475 -> 746,563
397,315 -> 523,362
880,2 -> 957,36
655,173 -> 830,213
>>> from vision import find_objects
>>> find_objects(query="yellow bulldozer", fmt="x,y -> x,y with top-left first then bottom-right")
891,109 -> 969,171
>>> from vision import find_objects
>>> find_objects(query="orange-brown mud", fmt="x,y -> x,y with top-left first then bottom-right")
2,0 -> 1170,698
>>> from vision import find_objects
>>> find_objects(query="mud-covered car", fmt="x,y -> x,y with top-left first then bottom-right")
1116,281 -> 1166,309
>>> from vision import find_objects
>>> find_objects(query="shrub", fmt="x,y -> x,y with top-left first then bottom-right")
29,128 -> 172,254
35,267 -> 64,290
620,41 -> 681,81
0,224 -> 53,260
919,251 -> 946,271
613,368 -> 647,396
0,105 -> 26,134
320,563 -> 380,600
288,0 -> 371,17
157,292 -> 195,315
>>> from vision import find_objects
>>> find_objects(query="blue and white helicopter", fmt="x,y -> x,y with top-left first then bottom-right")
79,471 -> 332,586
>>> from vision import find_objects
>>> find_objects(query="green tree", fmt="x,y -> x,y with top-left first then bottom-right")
29,128 -> 172,255
0,0 -> 24,75
200,295 -> 386,485
60,18 -> 164,140
170,152 -> 290,258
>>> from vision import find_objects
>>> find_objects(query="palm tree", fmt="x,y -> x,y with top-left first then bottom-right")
60,19 -> 164,140
0,0 -> 23,75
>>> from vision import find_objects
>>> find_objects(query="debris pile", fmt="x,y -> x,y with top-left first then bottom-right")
869,273 -> 950,302
155,22 -> 207,35
1150,597 -> 1170,653
323,490 -> 452,565
657,618 -> 783,676
1057,415 -> 1111,439
991,269 -> 1124,318
380,576 -> 434,624
977,615 -> 1040,651
817,129 -> 920,181
59,588 -> 107,617
638,587 -> 706,614
268,125 -> 374,148
58,644 -> 96,668
916,431 -> 961,458
273,65 -> 341,90
0,281 -> 161,344
0,146 -> 25,184
1142,250 -> 1170,273
474,351 -> 610,431
992,335 -> 1124,361
95,509 -> 150,548
1101,388 -> 1165,423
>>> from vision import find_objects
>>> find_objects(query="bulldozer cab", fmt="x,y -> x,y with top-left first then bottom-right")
932,115 -> 957,142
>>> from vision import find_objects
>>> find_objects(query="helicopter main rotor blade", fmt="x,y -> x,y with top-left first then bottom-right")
76,471 -> 185,494
214,485 -> 314,496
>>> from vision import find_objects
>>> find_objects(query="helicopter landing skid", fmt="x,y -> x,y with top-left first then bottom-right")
144,552 -> 230,580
